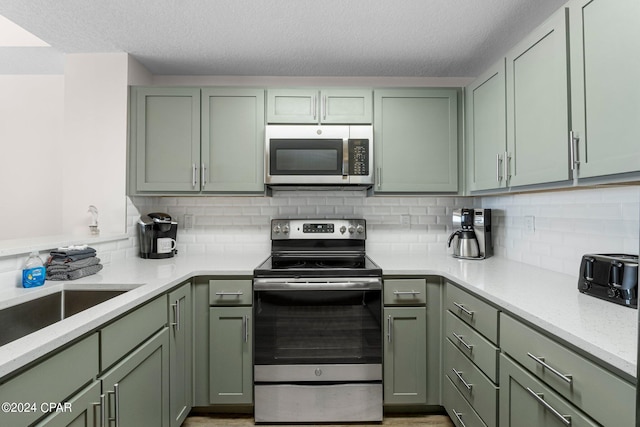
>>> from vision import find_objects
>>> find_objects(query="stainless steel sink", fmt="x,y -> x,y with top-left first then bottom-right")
0,290 -> 127,347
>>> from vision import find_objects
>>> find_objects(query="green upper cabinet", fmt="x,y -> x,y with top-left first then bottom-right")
374,89 -> 458,193
466,59 -> 507,192
505,8 -> 571,187
569,0 -> 640,178
266,88 -> 372,124
134,87 -> 201,192
131,86 -> 265,195
201,88 -> 265,192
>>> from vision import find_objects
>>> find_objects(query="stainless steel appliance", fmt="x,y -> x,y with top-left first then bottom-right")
578,254 -> 638,308
265,125 -> 374,187
137,212 -> 178,259
253,219 -> 383,423
447,208 -> 492,259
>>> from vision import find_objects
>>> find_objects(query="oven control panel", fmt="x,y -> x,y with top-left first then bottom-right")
271,219 -> 366,240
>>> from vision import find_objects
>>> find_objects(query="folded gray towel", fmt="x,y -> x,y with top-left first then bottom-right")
47,257 -> 101,273
49,247 -> 97,262
46,263 -> 103,281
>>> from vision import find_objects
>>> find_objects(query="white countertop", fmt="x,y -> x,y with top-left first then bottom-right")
0,251 -> 636,383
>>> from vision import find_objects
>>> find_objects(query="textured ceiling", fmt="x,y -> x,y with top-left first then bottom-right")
0,0 -> 567,77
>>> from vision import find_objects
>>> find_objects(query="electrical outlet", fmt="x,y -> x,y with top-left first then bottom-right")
183,214 -> 194,230
401,215 -> 411,229
524,215 -> 535,234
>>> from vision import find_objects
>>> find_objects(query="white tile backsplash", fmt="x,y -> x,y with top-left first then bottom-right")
481,185 -> 640,275
2,185 -> 638,290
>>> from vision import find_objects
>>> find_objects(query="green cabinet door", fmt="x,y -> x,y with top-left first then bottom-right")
499,354 -> 599,427
267,88 -> 372,124
100,328 -> 170,427
201,88 -> 265,192
505,9 -> 570,187
35,382 -> 101,427
134,87 -> 201,192
569,0 -> 640,178
209,306 -> 253,404
383,307 -> 427,405
168,283 -> 192,427
466,60 -> 508,191
374,89 -> 458,192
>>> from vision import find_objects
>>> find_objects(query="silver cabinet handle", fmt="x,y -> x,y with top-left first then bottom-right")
496,153 -> 503,183
452,332 -> 474,352
215,291 -> 244,296
452,368 -> 473,391
312,95 -> 317,120
171,300 -> 181,331
243,315 -> 249,343
527,353 -> 573,384
376,167 -> 382,189
504,151 -> 511,183
393,290 -> 421,295
452,409 -> 467,427
569,131 -> 580,173
92,394 -> 106,427
192,163 -> 197,188
453,302 -> 474,317
201,162 -> 207,189
387,315 -> 392,343
526,387 -> 572,426
322,95 -> 327,120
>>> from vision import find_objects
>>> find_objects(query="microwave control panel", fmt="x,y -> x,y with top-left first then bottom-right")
348,139 -> 369,176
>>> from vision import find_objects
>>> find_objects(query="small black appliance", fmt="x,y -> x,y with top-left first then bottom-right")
578,254 -> 638,308
137,212 -> 178,259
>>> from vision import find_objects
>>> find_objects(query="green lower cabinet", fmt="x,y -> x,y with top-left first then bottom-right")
499,354 -> 598,427
100,328 -> 170,427
168,283 -> 192,427
383,307 -> 427,405
35,381 -> 101,427
209,306 -> 253,404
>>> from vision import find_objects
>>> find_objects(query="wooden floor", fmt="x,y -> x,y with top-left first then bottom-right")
182,414 -> 454,427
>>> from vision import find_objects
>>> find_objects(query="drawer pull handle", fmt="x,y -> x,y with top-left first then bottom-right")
393,290 -> 421,295
527,353 -> 573,384
452,409 -> 468,427
453,302 -> 474,317
526,387 -> 572,426
452,368 -> 473,392
215,291 -> 244,296
453,332 -> 474,352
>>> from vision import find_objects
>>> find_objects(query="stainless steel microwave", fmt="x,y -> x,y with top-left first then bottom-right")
265,125 -> 374,186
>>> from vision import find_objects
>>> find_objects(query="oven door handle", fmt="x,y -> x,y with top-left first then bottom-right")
253,279 -> 382,291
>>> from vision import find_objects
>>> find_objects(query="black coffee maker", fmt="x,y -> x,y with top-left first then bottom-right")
137,212 -> 178,259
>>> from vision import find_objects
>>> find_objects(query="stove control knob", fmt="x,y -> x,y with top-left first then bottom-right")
282,225 -> 290,235
273,224 -> 281,234
340,226 -> 346,234
315,368 -> 323,376
348,225 -> 355,234
607,287 -> 620,298
356,224 -> 365,234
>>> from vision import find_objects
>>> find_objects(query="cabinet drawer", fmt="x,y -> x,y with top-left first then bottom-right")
445,283 -> 499,344
384,279 -> 427,305
500,354 -> 599,427
209,279 -> 252,306
101,296 -> 167,371
500,313 -> 635,427
443,375 -> 488,427
444,339 -> 497,427
0,334 -> 98,427
445,310 -> 499,382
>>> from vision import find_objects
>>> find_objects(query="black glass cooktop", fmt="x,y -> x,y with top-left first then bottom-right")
254,254 -> 381,277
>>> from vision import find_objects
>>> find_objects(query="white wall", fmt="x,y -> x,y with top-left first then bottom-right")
0,75 -> 65,239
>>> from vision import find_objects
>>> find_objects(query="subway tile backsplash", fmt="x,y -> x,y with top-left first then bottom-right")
1,185 -> 638,289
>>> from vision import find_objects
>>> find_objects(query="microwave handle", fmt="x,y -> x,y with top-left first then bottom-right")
342,138 -> 349,178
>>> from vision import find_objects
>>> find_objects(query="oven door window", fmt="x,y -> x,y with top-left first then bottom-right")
269,139 -> 343,175
254,290 -> 382,365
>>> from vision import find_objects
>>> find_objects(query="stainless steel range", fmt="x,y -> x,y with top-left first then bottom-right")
253,219 -> 383,423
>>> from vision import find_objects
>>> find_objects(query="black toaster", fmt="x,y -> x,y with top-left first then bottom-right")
578,254 -> 639,308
